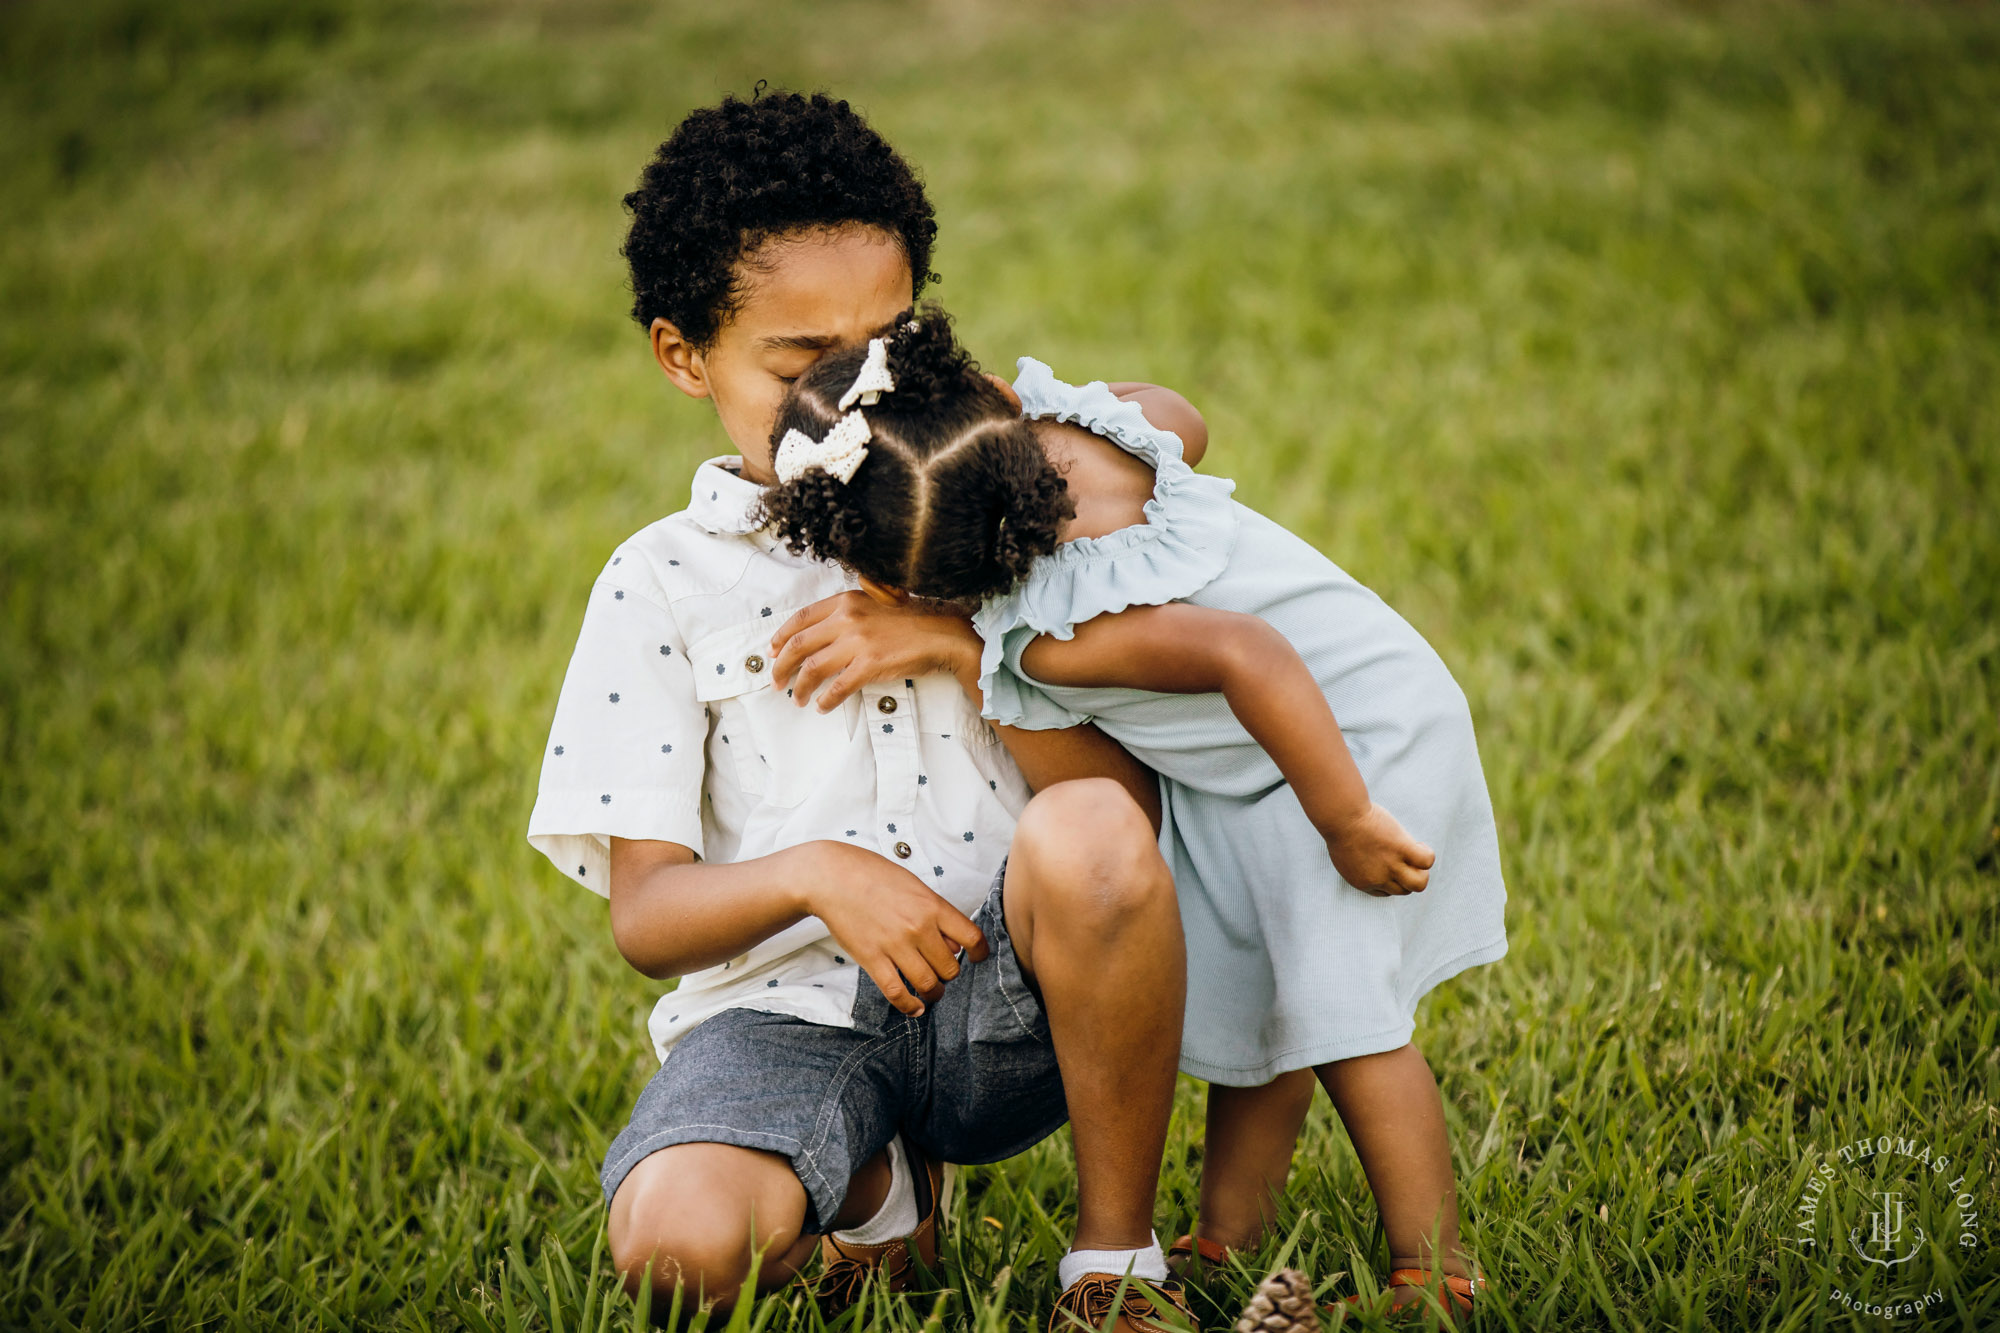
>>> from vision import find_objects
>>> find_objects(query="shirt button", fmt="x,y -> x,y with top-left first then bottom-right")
877,696 -> 897,714
893,841 -> 913,859
744,654 -> 765,674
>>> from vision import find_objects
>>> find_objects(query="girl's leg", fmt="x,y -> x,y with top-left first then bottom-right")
1194,1070 -> 1317,1251
1315,1044 -> 1470,1290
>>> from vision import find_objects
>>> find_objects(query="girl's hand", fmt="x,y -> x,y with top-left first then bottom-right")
1325,802 -> 1436,897
769,589 -> 982,710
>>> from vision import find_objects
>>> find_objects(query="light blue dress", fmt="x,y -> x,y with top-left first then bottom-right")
976,360 -> 1510,1085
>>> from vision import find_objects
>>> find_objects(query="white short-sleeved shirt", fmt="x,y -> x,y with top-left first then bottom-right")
528,457 -> 1033,1061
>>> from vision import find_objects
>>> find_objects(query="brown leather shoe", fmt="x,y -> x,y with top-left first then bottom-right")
1049,1271 -> 1198,1333
811,1139 -> 952,1317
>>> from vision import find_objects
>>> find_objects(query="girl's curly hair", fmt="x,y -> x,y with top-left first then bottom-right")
760,305 -> 1074,604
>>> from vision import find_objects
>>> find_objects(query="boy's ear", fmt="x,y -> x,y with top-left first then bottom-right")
651,318 -> 711,399
858,577 -> 910,607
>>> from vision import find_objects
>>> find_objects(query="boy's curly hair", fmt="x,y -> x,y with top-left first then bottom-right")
761,305 -> 1074,604
623,89 -> 938,348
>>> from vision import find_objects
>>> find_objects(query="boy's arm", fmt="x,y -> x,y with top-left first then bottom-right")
609,836 -> 988,1016
1020,604 -> 1434,895
1108,382 -> 1209,466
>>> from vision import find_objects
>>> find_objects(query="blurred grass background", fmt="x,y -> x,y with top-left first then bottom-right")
2,1 -> 1997,1329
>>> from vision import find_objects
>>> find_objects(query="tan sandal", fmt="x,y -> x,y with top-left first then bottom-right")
1166,1232 -> 1232,1276
1339,1267 -> 1482,1324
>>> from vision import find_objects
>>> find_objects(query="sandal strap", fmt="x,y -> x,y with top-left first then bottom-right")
1386,1268 -> 1482,1301
1166,1233 -> 1232,1265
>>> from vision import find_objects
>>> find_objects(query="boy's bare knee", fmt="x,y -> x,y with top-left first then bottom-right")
1012,778 -> 1172,923
606,1146 -> 804,1302
610,1170 -> 742,1297
1016,779 -> 1153,865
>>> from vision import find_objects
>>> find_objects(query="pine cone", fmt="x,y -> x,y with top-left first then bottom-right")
1235,1269 -> 1318,1333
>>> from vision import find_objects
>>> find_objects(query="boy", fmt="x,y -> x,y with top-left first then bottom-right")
528,91 -> 1201,1333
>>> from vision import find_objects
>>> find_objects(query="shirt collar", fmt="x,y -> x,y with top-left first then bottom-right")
687,457 -> 770,537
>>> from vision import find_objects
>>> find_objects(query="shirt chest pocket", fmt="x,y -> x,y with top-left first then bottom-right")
911,672 -> 1000,749
689,619 -> 861,808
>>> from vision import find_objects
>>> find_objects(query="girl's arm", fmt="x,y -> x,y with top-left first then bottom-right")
986,372 -> 1208,467
1020,604 -> 1435,895
766,589 -> 1165,830
1107,382 -> 1209,466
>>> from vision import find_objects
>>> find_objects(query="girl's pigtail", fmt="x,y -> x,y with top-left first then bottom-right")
983,444 -> 1070,591
883,303 -> 974,410
764,468 -> 871,564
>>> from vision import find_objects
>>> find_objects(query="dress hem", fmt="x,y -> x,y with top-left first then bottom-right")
1177,933 -> 1509,1087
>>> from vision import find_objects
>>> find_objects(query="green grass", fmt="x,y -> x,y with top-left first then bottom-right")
3,1 -> 1998,1329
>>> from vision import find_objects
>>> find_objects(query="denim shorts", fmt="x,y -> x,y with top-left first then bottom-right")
599,867 -> 1068,1232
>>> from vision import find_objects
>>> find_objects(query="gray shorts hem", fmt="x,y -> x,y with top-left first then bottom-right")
599,1123 -> 843,1230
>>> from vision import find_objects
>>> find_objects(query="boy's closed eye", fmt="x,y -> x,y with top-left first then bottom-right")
764,346 -> 828,387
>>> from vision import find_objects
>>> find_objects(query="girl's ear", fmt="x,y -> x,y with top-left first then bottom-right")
858,577 -> 911,607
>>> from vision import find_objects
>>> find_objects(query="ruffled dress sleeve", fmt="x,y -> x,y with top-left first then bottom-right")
971,358 -> 1240,729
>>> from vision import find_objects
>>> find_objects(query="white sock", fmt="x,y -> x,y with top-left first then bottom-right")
1059,1234 -> 1169,1289
832,1137 -> 920,1246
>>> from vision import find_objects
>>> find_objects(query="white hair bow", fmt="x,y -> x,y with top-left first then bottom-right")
775,410 -> 871,484
837,337 -> 896,410
774,337 -> 897,484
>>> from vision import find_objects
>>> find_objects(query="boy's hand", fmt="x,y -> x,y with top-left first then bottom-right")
769,590 -> 982,710
1323,802 -> 1436,897
802,840 -> 990,1015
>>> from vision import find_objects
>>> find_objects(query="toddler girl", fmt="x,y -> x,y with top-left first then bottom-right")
761,308 -> 1507,1320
